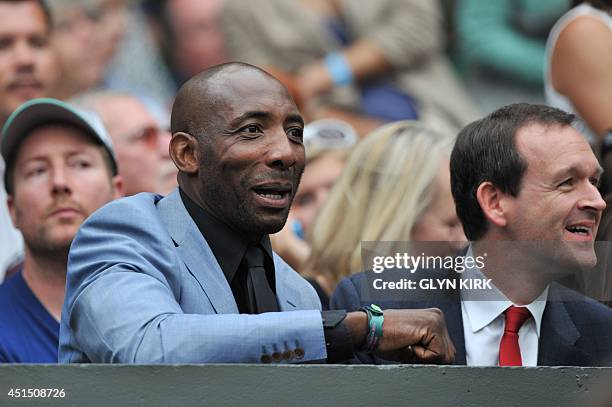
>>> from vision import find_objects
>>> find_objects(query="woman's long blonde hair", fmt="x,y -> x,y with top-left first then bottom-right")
302,121 -> 453,287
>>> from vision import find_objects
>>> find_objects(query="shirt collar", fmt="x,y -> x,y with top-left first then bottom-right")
179,188 -> 274,283
461,245 -> 549,336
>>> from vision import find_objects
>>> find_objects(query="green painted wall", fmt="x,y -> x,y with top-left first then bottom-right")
1,365 -> 611,407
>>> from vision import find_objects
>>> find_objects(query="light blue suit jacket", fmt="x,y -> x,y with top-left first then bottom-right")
59,190 -> 326,363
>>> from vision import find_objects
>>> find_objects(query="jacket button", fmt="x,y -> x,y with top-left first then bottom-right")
294,348 -> 305,360
260,354 -> 272,364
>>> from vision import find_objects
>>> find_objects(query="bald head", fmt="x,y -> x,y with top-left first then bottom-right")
170,62 -> 293,138
71,90 -> 166,196
168,61 -> 305,239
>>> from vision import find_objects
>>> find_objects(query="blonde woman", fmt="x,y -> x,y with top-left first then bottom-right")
302,121 -> 465,300
271,119 -> 355,275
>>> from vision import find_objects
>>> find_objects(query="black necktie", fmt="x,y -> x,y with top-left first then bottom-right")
244,245 -> 279,313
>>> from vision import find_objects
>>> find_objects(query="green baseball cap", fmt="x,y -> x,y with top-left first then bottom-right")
1,98 -> 118,187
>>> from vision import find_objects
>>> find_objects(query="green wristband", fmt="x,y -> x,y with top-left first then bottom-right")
360,304 -> 384,352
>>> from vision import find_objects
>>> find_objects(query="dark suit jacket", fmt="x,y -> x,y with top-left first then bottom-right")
331,272 -> 612,366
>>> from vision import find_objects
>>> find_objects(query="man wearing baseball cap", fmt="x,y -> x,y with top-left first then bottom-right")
0,98 -> 123,362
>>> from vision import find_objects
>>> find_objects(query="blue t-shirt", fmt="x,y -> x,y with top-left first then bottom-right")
0,271 -> 59,363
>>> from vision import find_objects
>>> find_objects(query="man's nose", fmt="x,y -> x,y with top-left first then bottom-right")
266,129 -> 300,170
579,181 -> 606,212
50,166 -> 72,196
13,41 -> 36,68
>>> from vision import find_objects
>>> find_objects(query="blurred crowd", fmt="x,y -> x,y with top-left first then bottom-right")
0,0 -> 583,283
1,0 -> 612,366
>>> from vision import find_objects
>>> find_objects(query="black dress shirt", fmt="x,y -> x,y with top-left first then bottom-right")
179,189 -> 354,362
180,189 -> 276,314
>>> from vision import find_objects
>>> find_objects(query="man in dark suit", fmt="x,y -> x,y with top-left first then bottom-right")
332,103 -> 612,366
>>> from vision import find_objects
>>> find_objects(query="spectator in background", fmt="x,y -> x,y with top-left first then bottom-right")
545,0 -> 612,192
105,1 -> 177,114
302,121 -> 466,304
156,125 -> 177,196
164,0 -> 225,85
0,98 -> 123,362
271,119 -> 355,293
291,121 -> 355,242
142,0 -> 225,89
455,0 -> 568,112
0,0 -> 59,123
71,90 -> 176,196
48,0 -> 127,99
222,0 -> 478,136
0,0 -> 61,280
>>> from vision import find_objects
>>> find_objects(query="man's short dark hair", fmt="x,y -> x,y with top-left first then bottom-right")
0,0 -> 52,31
450,103 -> 576,241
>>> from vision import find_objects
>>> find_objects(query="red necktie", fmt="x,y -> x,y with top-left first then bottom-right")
499,306 -> 531,366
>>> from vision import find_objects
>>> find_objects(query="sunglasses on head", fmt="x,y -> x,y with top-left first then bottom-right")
303,119 -> 357,150
121,125 -> 161,147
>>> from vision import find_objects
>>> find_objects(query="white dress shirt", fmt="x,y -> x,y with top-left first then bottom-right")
460,249 -> 549,366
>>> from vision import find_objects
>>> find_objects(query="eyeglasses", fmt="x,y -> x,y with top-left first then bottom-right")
120,125 -> 161,148
303,118 -> 357,151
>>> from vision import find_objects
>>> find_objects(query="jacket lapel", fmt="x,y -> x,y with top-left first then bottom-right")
538,287 -> 588,366
157,190 -> 239,314
444,299 -> 467,365
273,256 -> 315,311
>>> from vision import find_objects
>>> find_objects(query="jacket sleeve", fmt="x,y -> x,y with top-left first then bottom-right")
59,197 -> 326,364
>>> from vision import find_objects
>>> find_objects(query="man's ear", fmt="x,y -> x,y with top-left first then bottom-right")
476,181 -> 509,229
170,132 -> 200,174
6,195 -> 18,230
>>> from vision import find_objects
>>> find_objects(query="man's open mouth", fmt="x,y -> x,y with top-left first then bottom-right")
564,220 -> 596,241
565,226 -> 590,236
254,190 -> 287,200
252,184 -> 292,208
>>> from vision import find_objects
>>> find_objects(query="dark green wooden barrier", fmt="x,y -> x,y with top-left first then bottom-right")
1,364 -> 611,407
